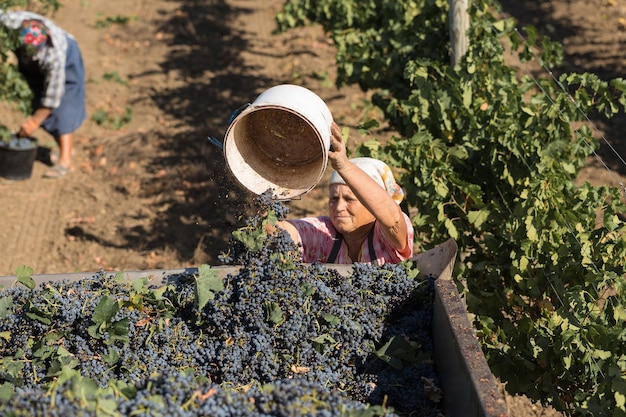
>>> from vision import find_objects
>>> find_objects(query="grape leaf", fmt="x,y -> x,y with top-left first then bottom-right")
194,264 -> 224,311
15,265 -> 35,290
0,297 -> 13,319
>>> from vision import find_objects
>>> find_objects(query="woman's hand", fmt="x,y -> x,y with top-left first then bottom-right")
327,122 -> 349,171
18,117 -> 39,137
18,108 -> 50,137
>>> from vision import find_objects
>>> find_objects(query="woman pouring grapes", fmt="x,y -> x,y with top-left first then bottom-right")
272,122 -> 414,265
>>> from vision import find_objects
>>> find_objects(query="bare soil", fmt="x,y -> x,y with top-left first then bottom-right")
1,0 -> 625,415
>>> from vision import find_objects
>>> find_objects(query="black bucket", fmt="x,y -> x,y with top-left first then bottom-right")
0,138 -> 38,180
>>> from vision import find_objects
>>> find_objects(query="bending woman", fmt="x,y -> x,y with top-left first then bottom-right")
0,10 -> 86,178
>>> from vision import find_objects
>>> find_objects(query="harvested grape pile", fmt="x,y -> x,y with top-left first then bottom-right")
0,194 -> 442,417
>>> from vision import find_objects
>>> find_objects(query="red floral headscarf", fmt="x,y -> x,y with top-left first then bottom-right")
20,19 -> 48,50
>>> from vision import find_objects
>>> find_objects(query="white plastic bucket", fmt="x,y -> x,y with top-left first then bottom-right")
223,84 -> 333,200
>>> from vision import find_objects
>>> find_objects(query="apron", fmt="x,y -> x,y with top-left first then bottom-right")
327,223 -> 379,265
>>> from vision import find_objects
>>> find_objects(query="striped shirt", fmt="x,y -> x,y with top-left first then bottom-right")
0,10 -> 71,109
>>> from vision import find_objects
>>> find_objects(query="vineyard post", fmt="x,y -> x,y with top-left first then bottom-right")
449,0 -> 469,66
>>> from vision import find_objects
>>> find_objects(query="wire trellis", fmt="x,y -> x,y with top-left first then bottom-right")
488,6 -> 626,380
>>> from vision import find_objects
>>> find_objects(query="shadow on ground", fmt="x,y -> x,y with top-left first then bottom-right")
81,1 -> 285,265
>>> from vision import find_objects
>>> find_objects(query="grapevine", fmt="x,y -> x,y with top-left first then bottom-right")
275,0 -> 626,415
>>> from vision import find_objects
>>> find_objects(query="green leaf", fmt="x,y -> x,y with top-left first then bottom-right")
0,355 -> 25,383
104,347 -> 121,366
592,349 -> 612,360
462,84 -> 472,108
322,313 -> 340,326
69,375 -> 101,405
194,264 -> 224,311
150,285 -> 169,301
264,301 -> 284,325
562,162 -> 576,174
131,277 -> 149,293
233,227 -> 266,251
519,256 -> 529,272
15,265 -> 35,289
311,334 -> 337,345
615,391 -> 625,411
46,353 -> 80,378
107,318 -> 130,345
467,209 -> 490,229
0,382 -> 14,401
311,333 -> 338,353
88,296 -> 120,338
563,354 -> 572,370
93,397 -> 119,415
492,20 -> 506,32
525,218 -> 538,241
311,333 -> 337,345
374,336 -> 422,370
358,119 -> 380,131
92,296 -> 119,325
614,306 -> 626,322
444,218 -> 459,239
114,272 -> 126,283
434,180 -> 449,197
25,300 -> 52,324
56,345 -> 72,358
0,297 -> 13,319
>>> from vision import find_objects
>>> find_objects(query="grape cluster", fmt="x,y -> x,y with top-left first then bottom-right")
0,193 -> 443,416
0,136 -> 36,150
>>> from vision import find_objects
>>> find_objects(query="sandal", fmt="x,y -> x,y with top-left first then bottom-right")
43,164 -> 70,179
49,148 -> 75,165
49,148 -> 60,165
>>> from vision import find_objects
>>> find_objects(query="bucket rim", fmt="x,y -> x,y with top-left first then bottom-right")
223,105 -> 329,200
0,137 -> 38,151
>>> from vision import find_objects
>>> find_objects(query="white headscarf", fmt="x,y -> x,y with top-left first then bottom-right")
329,157 -> 404,204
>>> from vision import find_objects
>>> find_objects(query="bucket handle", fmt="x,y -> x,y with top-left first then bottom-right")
207,136 -> 223,150
228,103 -> 251,125
207,103 -> 252,150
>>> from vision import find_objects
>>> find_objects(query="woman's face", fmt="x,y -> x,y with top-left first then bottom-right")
328,184 -> 375,235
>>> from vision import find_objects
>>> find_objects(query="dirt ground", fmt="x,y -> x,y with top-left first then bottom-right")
1,0 -> 625,415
